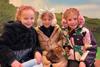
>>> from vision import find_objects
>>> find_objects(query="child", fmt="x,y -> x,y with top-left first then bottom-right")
36,10 -> 67,67
0,5 -> 43,67
62,8 -> 97,67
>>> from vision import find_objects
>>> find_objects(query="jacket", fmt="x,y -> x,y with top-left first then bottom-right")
35,25 -> 64,51
0,21 -> 42,66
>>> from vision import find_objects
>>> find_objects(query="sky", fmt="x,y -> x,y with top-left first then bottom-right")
9,0 -> 100,18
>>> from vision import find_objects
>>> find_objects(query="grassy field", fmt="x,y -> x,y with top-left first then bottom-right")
96,47 -> 100,59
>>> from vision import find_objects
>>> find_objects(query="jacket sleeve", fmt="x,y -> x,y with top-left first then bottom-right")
0,23 -> 17,65
35,30 -> 42,54
57,28 -> 66,46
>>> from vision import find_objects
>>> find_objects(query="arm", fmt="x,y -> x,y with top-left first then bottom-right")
33,29 -> 42,64
34,30 -> 42,54
58,29 -> 66,46
83,28 -> 92,49
0,23 -> 18,65
80,27 -> 91,61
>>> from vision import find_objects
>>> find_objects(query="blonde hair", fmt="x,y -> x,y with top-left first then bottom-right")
62,8 -> 85,28
15,5 -> 36,21
63,8 -> 80,20
40,11 -> 54,20
38,11 -> 57,26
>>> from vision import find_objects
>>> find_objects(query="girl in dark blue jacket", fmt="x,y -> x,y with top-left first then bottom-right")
0,5 -> 42,67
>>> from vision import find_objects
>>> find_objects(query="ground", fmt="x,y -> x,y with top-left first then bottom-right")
95,60 -> 100,67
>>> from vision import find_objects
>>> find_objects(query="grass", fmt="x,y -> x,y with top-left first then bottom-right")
96,47 -> 100,59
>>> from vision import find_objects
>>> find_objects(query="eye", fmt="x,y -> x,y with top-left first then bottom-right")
73,18 -> 77,20
43,18 -> 46,21
30,17 -> 34,20
24,17 -> 28,20
43,18 -> 51,21
48,18 -> 51,21
68,19 -> 72,21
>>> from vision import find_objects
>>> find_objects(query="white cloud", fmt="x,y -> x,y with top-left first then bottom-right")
9,0 -> 22,7
69,4 -> 100,18
9,0 -> 48,9
9,0 -> 100,18
49,3 -> 100,18
21,0 -> 46,8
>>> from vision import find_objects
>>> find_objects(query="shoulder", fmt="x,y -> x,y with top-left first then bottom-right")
3,21 -> 25,34
4,21 -> 19,29
54,24 -> 61,31
1,21 -> 18,37
3,21 -> 18,31
82,27 -> 90,33
35,26 -> 40,32
31,27 -> 37,33
54,24 -> 60,28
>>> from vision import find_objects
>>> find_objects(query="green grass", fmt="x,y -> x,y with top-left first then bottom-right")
96,47 -> 100,59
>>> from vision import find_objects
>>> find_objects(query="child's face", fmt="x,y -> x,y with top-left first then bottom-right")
42,15 -> 52,28
20,9 -> 35,28
66,15 -> 78,30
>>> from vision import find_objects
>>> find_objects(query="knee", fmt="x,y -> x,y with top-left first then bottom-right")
79,62 -> 86,67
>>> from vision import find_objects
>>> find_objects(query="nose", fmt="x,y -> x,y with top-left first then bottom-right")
70,19 -> 75,24
46,19 -> 49,22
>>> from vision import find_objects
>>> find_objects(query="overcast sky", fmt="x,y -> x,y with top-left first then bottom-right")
9,0 -> 100,18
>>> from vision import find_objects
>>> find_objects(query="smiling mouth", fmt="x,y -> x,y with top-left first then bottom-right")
70,25 -> 76,26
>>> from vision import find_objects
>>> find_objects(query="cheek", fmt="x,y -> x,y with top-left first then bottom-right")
22,20 -> 28,23
32,19 -> 35,23
42,20 -> 46,24
75,20 -> 79,25
20,19 -> 25,23
68,20 -> 78,24
67,21 -> 72,25
43,20 -> 51,24
20,17 -> 26,23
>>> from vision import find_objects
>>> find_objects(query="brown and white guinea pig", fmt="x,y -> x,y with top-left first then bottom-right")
46,43 -> 68,67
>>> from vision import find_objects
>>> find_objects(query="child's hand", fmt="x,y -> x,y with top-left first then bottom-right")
81,46 -> 85,52
64,47 -> 70,56
80,51 -> 89,61
80,57 -> 84,62
85,44 -> 92,49
35,51 -> 42,64
11,60 -> 22,67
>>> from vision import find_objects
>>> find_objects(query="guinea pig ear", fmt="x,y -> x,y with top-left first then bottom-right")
46,50 -> 53,61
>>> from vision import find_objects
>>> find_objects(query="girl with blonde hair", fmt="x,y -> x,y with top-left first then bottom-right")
36,10 -> 67,67
62,8 -> 97,67
0,5 -> 43,67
